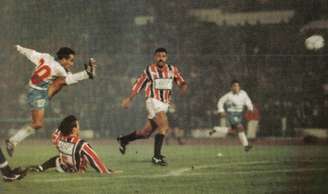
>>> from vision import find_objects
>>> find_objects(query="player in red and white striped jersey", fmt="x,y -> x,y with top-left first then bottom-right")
29,115 -> 112,174
118,48 -> 188,166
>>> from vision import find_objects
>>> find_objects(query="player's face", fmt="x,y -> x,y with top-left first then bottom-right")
231,83 -> 241,94
154,52 -> 167,67
61,54 -> 75,70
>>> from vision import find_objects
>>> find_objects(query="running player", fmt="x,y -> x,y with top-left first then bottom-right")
117,48 -> 188,166
6,45 -> 96,157
0,147 -> 26,181
28,115 -> 112,174
210,80 -> 253,151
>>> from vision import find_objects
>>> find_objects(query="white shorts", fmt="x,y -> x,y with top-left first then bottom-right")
146,98 -> 169,119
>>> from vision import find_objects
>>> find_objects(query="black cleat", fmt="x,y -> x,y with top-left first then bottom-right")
244,145 -> 253,152
152,156 -> 168,166
209,129 -> 216,136
117,136 -> 127,155
5,139 -> 15,157
85,58 -> 96,79
3,173 -> 23,182
2,167 -> 27,182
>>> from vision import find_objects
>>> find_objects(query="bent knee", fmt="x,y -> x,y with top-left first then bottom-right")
32,122 -> 43,129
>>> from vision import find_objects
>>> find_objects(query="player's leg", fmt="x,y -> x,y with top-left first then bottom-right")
227,112 -> 252,151
0,148 -> 26,181
6,109 -> 45,157
117,119 -> 157,154
152,111 -> 169,166
236,124 -> 252,152
48,77 -> 66,99
27,156 -> 58,172
6,88 -> 48,156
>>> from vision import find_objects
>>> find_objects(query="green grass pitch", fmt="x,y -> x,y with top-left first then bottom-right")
0,140 -> 327,194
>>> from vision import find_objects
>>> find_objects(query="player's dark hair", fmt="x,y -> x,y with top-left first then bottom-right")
58,115 -> 77,136
56,47 -> 75,60
231,79 -> 240,86
154,47 -> 167,54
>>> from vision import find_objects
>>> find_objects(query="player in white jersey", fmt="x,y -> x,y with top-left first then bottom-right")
210,80 -> 254,152
5,45 -> 96,157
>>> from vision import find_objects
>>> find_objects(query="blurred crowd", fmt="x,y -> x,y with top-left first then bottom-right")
0,0 -> 327,137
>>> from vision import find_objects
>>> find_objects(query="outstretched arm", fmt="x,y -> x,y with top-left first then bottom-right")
244,92 -> 254,111
81,143 -> 111,174
217,93 -> 229,114
121,71 -> 148,109
16,45 -> 47,66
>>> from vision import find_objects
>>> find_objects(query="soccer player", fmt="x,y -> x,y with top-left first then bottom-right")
0,147 -> 26,181
117,48 -> 187,166
28,115 -> 112,174
6,45 -> 96,157
210,80 -> 253,152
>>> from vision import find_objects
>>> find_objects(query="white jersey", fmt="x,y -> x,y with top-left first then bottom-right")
217,90 -> 253,113
17,45 -> 68,91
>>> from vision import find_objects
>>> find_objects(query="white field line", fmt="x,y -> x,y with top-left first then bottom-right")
26,160 -> 327,183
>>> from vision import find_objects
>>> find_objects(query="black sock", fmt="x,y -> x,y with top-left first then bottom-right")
0,165 -> 11,176
154,134 -> 165,158
121,131 -> 138,144
41,156 -> 58,171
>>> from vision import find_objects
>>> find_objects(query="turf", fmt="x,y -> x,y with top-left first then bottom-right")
0,140 -> 327,194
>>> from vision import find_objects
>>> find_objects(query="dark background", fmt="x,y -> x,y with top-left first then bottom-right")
0,0 -> 327,137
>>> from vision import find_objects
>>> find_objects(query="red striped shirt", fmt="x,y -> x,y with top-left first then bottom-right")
131,64 -> 186,103
51,130 -> 110,174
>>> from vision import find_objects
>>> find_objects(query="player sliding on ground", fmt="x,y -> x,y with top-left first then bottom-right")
117,48 -> 188,166
28,115 -> 113,174
6,45 -> 96,157
209,80 -> 253,152
0,147 -> 26,182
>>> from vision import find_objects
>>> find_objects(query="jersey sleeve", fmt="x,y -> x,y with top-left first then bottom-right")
173,65 -> 186,87
81,143 -> 110,174
217,93 -> 229,113
131,69 -> 149,96
16,45 -> 50,66
243,91 -> 254,111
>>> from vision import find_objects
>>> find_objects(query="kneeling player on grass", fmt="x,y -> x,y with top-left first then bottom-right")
0,147 -> 26,182
6,45 -> 96,157
28,115 -> 112,174
209,80 -> 253,152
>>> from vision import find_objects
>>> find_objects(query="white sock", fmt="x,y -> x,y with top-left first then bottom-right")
238,132 -> 249,146
9,125 -> 36,146
213,126 -> 228,135
0,161 -> 8,168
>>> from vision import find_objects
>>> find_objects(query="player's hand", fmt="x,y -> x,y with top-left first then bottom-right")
179,84 -> 188,96
121,97 -> 131,109
15,45 -> 23,52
